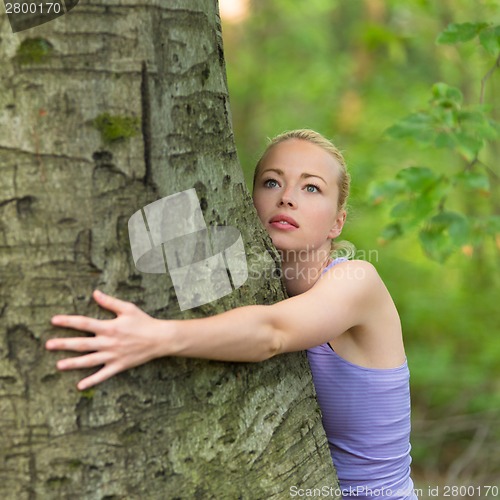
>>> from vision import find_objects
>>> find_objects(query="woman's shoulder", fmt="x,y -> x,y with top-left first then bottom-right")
324,258 -> 382,283
319,258 -> 390,304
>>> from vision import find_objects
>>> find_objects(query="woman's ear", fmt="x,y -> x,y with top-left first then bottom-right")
328,210 -> 346,239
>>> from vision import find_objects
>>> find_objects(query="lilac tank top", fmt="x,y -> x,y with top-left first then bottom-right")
307,258 -> 416,499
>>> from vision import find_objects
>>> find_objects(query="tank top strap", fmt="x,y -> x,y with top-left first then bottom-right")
322,256 -> 348,274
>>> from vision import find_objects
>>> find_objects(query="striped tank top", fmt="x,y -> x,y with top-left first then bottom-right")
307,258 -> 416,499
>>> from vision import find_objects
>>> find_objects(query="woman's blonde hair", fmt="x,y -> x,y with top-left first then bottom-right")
253,129 -> 356,259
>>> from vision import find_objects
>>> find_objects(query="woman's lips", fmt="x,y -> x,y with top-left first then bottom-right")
269,214 -> 299,230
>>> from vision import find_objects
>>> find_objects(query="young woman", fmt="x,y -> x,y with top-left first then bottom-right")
46,130 -> 416,499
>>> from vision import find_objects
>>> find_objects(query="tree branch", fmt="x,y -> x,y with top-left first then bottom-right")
480,53 -> 500,105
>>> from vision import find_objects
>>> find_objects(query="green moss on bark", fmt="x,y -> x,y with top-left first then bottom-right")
93,113 -> 140,143
16,38 -> 53,65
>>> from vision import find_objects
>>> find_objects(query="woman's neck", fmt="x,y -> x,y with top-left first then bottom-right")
280,246 -> 331,296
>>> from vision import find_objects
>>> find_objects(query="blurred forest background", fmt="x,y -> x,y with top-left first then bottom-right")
220,0 -> 500,491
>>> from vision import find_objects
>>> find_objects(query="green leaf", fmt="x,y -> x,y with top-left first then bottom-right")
437,22 -> 489,45
454,170 -> 490,192
396,166 -> 440,191
458,111 -> 499,141
419,211 -> 469,262
380,223 -> 404,242
479,25 -> 500,56
368,179 -> 406,204
453,132 -> 484,162
414,195 -> 438,220
434,131 -> 457,149
433,108 -> 458,131
419,227 -> 453,263
390,196 -> 435,224
386,113 -> 436,143
432,82 -> 463,107
424,210 -> 469,245
390,200 -> 412,218
388,168 -> 449,225
440,212 -> 470,246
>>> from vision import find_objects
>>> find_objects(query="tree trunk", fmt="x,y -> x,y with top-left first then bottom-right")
0,1 -> 339,498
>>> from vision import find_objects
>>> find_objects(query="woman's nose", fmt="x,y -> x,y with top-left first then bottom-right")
278,188 -> 297,208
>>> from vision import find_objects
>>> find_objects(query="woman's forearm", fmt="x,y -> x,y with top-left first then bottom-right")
47,292 -> 286,390
164,305 -> 283,363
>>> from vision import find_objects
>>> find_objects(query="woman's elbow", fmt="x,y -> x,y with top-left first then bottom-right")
257,327 -> 284,362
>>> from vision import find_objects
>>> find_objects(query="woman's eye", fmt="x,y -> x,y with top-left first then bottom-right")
305,184 -> 320,193
264,179 -> 279,188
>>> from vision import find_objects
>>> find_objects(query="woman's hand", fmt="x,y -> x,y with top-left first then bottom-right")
46,290 -> 166,391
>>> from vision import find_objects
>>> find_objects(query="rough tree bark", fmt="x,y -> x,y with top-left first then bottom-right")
0,1 -> 339,498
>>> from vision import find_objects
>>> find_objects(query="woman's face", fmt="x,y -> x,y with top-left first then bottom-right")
252,139 -> 346,257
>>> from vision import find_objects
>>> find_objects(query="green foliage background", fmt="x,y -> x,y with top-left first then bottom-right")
222,0 -> 500,485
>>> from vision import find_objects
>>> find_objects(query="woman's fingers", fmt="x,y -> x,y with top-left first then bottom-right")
92,290 -> 134,315
50,343 -> 124,391
49,291 -> 134,336
50,314 -> 104,334
56,351 -> 111,371
77,364 -> 122,391
47,291 -> 144,391
46,335 -> 100,353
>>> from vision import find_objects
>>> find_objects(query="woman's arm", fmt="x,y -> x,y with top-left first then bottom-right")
46,260 -> 379,390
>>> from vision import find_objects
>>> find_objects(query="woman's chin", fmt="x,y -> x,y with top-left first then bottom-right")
270,235 -> 296,253
271,237 -> 331,259
272,241 -> 310,257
